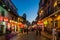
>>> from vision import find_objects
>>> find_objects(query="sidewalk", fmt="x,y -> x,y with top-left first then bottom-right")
0,35 -> 5,40
4,32 -> 18,40
41,31 -> 53,40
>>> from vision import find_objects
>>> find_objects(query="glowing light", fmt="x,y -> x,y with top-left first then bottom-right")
7,23 -> 10,29
41,10 -> 43,13
8,9 -> 10,11
4,17 -> 8,21
37,21 -> 43,25
57,15 -> 60,20
18,18 -> 19,20
0,16 -> 3,21
55,14 -> 57,16
44,21 -> 48,24
12,21 -> 15,26
10,20 -> 12,22
15,22 -> 17,24
3,5 -> 5,7
54,1 -> 57,7
39,10 -> 43,16
3,22 -> 5,25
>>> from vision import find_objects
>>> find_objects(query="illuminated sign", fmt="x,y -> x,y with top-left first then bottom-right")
0,16 -> 3,21
37,21 -> 43,25
44,21 -> 48,24
4,17 -> 8,21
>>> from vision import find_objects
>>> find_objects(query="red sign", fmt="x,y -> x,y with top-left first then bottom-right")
18,23 -> 24,28
21,24 -> 24,28
37,21 -> 43,25
4,17 -> 8,21
0,16 -> 3,21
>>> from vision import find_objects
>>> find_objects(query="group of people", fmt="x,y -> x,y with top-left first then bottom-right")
35,25 -> 42,36
35,25 -> 57,40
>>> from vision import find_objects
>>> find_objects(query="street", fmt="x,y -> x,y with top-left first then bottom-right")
0,0 -> 60,40
10,31 -> 50,40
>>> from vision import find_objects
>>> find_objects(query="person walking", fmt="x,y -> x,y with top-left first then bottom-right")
52,27 -> 57,40
5,28 -> 11,40
36,28 -> 38,36
26,28 -> 28,35
38,27 -> 42,36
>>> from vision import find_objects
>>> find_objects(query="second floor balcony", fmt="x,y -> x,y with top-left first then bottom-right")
1,0 -> 17,14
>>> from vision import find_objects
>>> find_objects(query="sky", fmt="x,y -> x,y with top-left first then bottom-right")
12,0 -> 40,23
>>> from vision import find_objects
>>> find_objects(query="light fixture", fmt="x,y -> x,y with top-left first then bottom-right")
3,5 -> 5,7
55,14 -> 57,16
8,9 -> 10,11
41,10 -> 43,13
54,1 -> 57,7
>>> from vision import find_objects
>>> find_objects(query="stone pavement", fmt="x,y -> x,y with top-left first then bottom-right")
10,31 -> 51,40
41,31 -> 60,40
0,35 -> 5,40
41,31 -> 53,40
0,32 -> 18,40
0,31 -> 54,40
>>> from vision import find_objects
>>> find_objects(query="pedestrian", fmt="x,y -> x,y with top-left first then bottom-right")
5,28 -> 11,40
36,28 -> 38,36
52,27 -> 57,40
26,28 -> 28,35
38,27 -> 42,36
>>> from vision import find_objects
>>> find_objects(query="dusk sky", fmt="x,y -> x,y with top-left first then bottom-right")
12,0 -> 40,23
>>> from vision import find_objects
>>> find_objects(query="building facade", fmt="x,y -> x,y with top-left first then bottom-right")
37,0 -> 60,31
0,0 -> 19,34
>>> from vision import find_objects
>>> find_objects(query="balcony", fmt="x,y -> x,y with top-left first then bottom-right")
2,0 -> 17,13
54,4 -> 60,11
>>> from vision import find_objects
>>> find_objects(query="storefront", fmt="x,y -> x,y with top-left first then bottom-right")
18,22 -> 25,32
42,11 -> 60,33
37,21 -> 44,31
9,20 -> 18,32
0,6 -> 11,34
54,15 -> 60,28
